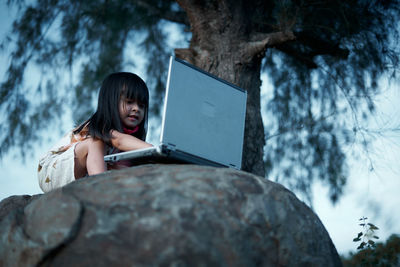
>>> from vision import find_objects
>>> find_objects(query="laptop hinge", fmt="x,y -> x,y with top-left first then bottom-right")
165,143 -> 177,151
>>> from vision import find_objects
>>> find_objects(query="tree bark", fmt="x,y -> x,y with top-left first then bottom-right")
175,0 -> 294,176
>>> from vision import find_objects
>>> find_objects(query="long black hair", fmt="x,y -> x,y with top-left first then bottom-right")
74,72 -> 149,143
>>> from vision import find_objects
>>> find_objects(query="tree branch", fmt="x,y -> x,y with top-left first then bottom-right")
241,31 -> 296,62
274,31 -> 350,69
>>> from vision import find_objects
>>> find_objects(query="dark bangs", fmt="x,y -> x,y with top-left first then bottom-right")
120,74 -> 149,105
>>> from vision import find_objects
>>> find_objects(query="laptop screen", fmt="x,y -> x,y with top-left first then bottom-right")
159,57 -> 247,169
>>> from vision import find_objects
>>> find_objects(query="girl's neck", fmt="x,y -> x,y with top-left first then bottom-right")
123,126 -> 139,135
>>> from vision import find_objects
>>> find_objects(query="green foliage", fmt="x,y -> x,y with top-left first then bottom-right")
262,0 -> 400,203
353,217 -> 380,250
343,234 -> 400,267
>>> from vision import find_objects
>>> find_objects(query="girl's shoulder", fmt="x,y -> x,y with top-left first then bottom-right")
51,126 -> 91,154
72,121 -> 90,136
71,127 -> 90,143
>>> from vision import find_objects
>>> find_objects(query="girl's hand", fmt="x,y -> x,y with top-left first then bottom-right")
110,130 -> 153,152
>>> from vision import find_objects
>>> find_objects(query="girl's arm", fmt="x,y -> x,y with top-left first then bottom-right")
86,138 -> 107,175
110,130 -> 153,152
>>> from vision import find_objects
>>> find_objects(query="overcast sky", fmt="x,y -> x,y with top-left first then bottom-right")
1,2 -> 399,256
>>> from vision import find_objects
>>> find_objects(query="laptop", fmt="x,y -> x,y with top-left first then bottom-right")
104,56 -> 247,170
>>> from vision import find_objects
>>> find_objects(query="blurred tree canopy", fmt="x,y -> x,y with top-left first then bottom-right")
1,0 -> 399,204
342,234 -> 400,266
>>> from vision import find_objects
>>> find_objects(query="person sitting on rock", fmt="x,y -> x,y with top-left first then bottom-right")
38,72 -> 153,193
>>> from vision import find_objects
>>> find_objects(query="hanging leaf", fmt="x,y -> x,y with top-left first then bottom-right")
367,223 -> 379,230
357,242 -> 366,250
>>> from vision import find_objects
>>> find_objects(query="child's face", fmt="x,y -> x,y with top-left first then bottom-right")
119,97 -> 145,129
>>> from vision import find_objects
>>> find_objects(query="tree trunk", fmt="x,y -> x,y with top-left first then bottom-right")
175,0 -> 294,176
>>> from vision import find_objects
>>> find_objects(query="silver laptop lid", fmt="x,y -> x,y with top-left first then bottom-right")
159,57 -> 247,169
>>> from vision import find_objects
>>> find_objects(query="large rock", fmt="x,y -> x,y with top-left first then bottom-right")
0,164 -> 342,266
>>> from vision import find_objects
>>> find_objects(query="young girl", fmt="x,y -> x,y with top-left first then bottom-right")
38,72 -> 152,193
